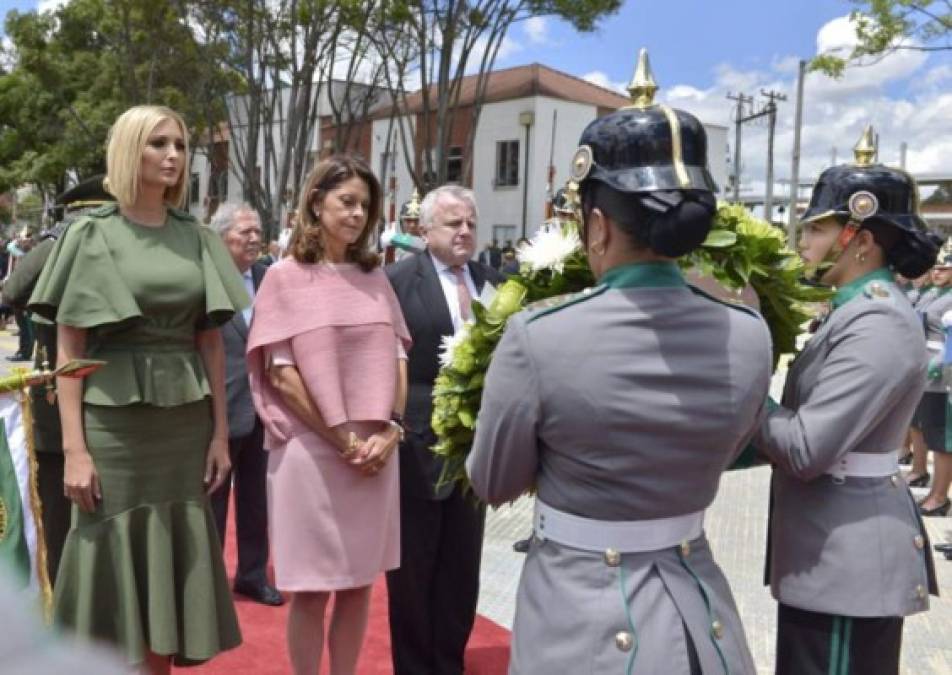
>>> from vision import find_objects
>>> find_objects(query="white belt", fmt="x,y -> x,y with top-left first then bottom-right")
533,500 -> 704,554
826,450 -> 900,480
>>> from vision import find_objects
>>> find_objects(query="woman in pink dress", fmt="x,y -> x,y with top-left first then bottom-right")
247,155 -> 410,675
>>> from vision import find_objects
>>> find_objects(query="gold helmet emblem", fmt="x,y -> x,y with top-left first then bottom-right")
570,145 -> 594,182
848,190 -> 879,221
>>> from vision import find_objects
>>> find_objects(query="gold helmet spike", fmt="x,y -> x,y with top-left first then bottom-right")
627,48 -> 658,109
404,188 -> 422,219
853,124 -> 877,167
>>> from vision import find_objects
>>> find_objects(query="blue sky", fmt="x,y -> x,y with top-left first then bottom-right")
3,0 -> 950,188
510,1 -> 850,91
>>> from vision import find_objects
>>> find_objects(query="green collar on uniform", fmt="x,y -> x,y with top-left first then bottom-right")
831,267 -> 894,311
600,261 -> 686,290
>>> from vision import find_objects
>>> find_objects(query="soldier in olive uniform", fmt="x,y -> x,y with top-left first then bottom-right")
754,126 -> 939,674
0,175 -> 113,585
467,50 -> 771,674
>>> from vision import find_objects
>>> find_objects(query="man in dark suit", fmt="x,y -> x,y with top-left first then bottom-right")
209,202 -> 282,606
385,185 -> 504,675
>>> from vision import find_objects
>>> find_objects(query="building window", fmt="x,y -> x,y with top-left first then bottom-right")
495,140 -> 519,187
446,146 -> 464,184
190,173 -> 200,205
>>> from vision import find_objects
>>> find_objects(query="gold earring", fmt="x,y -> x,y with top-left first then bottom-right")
855,252 -> 866,263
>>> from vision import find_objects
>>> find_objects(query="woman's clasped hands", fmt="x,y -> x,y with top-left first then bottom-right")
334,425 -> 400,476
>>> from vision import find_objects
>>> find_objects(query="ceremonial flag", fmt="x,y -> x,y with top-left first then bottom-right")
0,390 -> 51,615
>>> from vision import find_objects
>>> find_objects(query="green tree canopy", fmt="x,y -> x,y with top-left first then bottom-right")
812,0 -> 951,76
0,0 -> 232,196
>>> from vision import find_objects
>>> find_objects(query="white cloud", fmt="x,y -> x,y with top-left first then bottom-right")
582,70 -> 627,95
648,13 -> 952,196
524,17 -> 548,45
36,0 -> 66,12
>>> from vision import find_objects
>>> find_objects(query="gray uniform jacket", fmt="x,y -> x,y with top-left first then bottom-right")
467,262 -> 771,675
916,287 -> 952,393
756,270 -> 937,618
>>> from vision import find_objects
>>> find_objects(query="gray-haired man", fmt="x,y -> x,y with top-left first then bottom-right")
209,202 -> 282,606
385,185 -> 504,674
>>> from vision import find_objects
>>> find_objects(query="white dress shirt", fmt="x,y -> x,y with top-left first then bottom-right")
429,251 -> 478,334
242,269 -> 255,327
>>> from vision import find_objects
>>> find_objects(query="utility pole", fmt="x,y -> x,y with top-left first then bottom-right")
727,92 -> 753,201
787,59 -> 806,246
761,89 -> 787,223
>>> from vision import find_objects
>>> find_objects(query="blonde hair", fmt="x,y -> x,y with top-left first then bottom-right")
105,105 -> 189,209
289,155 -> 381,271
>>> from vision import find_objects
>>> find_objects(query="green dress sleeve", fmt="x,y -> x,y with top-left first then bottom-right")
195,222 -> 251,330
28,207 -> 143,329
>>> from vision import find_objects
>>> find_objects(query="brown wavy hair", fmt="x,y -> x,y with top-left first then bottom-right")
289,155 -> 381,271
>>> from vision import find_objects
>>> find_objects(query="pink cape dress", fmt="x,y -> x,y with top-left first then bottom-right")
247,259 -> 411,591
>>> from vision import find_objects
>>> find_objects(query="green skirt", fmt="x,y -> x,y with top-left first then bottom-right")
53,399 -> 241,666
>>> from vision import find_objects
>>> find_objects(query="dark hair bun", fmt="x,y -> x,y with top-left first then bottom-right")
642,191 -> 715,257
886,229 -> 939,278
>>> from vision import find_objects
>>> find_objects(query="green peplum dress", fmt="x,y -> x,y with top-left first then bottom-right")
28,203 -> 249,666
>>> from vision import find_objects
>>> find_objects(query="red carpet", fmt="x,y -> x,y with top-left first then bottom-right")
175,503 -> 511,674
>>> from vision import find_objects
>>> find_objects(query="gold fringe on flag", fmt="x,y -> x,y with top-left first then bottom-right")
18,388 -> 52,623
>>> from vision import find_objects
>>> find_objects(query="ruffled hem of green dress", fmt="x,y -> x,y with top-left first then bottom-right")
53,499 -> 242,666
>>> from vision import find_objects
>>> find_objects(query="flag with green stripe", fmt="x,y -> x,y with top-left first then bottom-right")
0,392 -> 41,591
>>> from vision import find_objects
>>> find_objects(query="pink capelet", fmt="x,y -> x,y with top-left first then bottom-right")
247,259 -> 411,451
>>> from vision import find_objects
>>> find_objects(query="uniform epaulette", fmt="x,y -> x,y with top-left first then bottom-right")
526,284 -> 607,323
88,203 -> 119,217
687,284 -> 761,319
862,280 -> 895,302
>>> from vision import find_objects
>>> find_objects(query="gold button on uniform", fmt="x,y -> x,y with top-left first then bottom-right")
914,535 -> 925,550
916,584 -> 927,599
680,540 -> 691,557
711,620 -> 724,639
615,631 -> 634,652
604,548 -> 621,567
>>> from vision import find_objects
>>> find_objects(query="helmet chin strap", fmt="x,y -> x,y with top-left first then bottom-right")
803,222 -> 859,283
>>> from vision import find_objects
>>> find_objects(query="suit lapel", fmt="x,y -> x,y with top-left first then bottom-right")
417,252 -> 455,336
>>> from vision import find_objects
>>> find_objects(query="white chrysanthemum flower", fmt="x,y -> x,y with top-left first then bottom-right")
438,323 -> 471,369
517,227 -> 581,274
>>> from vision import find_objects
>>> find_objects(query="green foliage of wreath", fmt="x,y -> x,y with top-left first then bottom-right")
430,203 -> 831,489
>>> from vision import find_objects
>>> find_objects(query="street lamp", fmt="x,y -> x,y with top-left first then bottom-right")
519,111 -> 534,238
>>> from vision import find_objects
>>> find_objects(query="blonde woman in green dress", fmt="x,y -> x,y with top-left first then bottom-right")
29,105 -> 248,673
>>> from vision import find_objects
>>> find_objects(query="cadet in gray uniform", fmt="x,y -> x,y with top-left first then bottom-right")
910,253 -> 952,512
466,51 -> 771,675
754,126 -> 939,675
